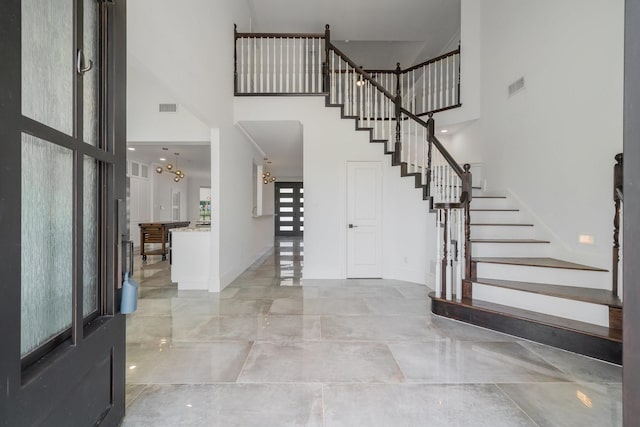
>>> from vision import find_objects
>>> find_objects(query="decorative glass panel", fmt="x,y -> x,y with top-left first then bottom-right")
280,198 -> 293,203
22,0 -> 73,135
280,217 -> 293,222
279,188 -> 293,194
21,134 -> 73,356
280,226 -> 293,231
279,207 -> 293,213
83,0 -> 99,145
83,156 -> 98,316
300,226 -> 304,231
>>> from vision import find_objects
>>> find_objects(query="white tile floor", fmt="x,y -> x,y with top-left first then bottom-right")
123,237 -> 622,426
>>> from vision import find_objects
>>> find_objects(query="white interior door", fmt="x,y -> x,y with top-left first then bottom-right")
347,162 -> 383,278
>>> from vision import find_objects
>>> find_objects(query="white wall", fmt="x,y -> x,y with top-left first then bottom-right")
439,0 -> 624,268
235,97 -> 435,285
152,173 -> 188,222
129,1 -> 277,291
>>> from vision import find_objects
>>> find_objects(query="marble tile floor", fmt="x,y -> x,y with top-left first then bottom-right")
123,237 -> 622,426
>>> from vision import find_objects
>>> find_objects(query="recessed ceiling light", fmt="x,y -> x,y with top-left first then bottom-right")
127,147 -> 135,151
440,129 -> 449,133
160,157 -> 166,161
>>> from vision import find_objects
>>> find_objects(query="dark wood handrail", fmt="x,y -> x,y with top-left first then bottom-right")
402,48 -> 461,74
327,42 -> 397,102
235,31 -> 325,39
356,48 -> 461,75
399,107 -> 464,177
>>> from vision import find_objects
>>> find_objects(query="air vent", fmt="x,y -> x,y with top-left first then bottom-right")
508,77 -> 525,97
159,103 -> 177,113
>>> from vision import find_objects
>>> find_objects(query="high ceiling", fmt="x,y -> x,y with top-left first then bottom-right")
126,143 -> 211,180
246,0 -> 461,69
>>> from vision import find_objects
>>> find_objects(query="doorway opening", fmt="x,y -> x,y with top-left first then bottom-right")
275,182 -> 304,237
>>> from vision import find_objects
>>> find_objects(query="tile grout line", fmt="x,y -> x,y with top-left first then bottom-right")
235,340 -> 257,383
494,383 -> 541,427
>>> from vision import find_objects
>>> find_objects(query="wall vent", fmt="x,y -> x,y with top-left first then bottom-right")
508,77 -> 525,97
159,103 -> 178,112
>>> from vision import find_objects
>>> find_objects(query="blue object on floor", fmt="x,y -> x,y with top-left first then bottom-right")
121,272 -> 138,314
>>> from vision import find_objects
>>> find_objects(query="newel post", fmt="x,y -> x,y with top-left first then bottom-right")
233,24 -> 238,95
323,24 -> 331,93
612,153 -> 623,298
462,163 -> 473,280
394,63 -> 402,163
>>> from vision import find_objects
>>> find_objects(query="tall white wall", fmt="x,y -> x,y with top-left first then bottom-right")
440,0 -> 624,268
235,97 -> 435,285
128,1 -> 276,291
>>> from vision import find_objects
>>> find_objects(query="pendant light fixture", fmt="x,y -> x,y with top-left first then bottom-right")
156,152 -> 186,182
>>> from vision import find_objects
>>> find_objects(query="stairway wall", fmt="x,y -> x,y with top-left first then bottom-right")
235,97 -> 436,285
440,0 -> 624,268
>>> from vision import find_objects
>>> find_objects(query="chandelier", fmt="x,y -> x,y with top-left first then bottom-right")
156,153 -> 186,182
263,171 -> 276,184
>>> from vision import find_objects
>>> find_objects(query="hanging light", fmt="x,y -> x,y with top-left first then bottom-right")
262,157 -> 276,184
156,152 -> 186,182
356,66 -> 365,87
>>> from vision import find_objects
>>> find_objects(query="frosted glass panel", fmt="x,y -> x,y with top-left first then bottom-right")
83,0 -> 99,145
21,134 -> 73,356
22,0 -> 73,135
84,156 -> 98,316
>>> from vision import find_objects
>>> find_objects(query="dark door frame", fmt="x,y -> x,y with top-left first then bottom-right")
0,1 -> 127,425
624,0 -> 640,423
275,182 -> 304,237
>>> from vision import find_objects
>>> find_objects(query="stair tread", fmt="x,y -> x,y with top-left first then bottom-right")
471,223 -> 534,226
470,238 -> 550,243
473,257 -> 608,271
431,293 -> 622,342
473,277 -> 622,308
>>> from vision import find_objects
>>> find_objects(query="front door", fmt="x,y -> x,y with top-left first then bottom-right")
347,162 -> 383,278
275,182 -> 304,237
0,1 -> 127,426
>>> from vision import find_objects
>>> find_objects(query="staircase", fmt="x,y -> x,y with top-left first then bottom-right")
431,189 -> 622,364
233,25 -> 623,364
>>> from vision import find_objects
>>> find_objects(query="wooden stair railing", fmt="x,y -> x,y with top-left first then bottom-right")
234,24 -> 471,300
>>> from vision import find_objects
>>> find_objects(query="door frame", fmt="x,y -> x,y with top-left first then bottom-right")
0,1 -> 127,425
275,182 -> 304,237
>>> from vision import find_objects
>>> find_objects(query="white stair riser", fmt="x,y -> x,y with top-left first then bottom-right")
471,242 -> 552,258
470,198 -> 514,210
471,226 -> 535,239
475,262 -> 610,289
473,283 -> 610,327
470,210 -> 524,223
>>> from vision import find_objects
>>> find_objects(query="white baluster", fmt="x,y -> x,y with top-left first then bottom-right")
456,208 -> 463,301
330,52 -> 334,102
427,64 -> 432,112
304,38 -> 309,93
272,37 -> 276,92
317,39 -> 322,92
298,38 -> 302,92
435,210 -> 442,298
446,209 -> 453,301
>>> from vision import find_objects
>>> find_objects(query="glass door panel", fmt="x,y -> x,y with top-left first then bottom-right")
83,0 -> 99,146
83,156 -> 99,317
20,134 -> 74,357
21,0 -> 74,135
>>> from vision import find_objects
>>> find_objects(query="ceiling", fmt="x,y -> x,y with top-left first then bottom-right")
246,0 -> 461,69
238,121 -> 304,179
126,143 -> 211,180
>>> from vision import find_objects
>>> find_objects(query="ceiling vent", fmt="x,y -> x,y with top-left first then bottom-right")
508,77 -> 525,97
159,103 -> 177,113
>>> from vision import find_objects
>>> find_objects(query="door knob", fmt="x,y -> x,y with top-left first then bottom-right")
348,224 -> 358,229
